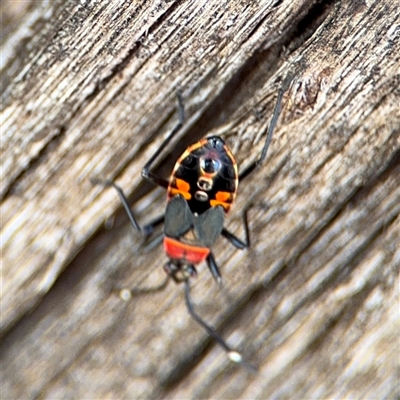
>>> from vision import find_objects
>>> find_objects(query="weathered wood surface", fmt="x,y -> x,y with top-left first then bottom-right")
1,0 -> 399,398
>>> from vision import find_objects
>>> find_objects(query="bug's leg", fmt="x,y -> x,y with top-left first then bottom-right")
141,91 -> 185,188
142,214 -> 165,236
139,214 -> 165,251
92,92 -> 184,231
206,252 -> 222,284
221,206 -> 251,249
184,279 -> 257,371
91,179 -> 144,233
142,231 -> 164,252
239,88 -> 284,181
91,180 -> 165,238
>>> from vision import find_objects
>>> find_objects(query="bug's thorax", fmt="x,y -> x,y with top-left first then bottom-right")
167,136 -> 239,215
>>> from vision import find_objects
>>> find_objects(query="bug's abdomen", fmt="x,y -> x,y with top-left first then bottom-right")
167,136 -> 238,214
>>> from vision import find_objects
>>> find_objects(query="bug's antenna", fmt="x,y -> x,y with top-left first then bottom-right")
239,87 -> 284,181
184,280 -> 257,371
256,87 -> 284,167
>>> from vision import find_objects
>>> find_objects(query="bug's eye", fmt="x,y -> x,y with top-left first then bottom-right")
207,136 -> 225,150
200,157 -> 221,173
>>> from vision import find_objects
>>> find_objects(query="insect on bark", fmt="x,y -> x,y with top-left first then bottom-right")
93,87 -> 284,370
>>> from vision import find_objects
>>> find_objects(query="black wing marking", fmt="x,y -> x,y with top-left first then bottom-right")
164,195 -> 193,238
193,206 -> 225,248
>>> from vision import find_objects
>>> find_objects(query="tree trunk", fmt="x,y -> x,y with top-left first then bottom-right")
1,0 -> 399,398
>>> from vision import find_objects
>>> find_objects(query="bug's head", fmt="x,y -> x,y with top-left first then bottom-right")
199,136 -> 228,175
164,260 -> 197,283
206,136 -> 225,150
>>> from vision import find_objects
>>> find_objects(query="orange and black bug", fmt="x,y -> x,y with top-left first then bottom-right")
93,88 -> 283,369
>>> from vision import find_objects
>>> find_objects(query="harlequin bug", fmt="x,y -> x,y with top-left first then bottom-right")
93,88 -> 283,369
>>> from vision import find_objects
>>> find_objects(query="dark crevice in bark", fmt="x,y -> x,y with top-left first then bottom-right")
282,0 -> 338,56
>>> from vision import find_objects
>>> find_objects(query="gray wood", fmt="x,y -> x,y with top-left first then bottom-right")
1,0 -> 399,398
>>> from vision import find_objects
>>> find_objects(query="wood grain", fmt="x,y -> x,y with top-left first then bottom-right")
1,0 -> 399,398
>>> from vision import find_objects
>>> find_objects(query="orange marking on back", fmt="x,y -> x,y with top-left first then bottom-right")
210,199 -> 231,211
176,178 -> 190,192
168,178 -> 192,200
210,191 -> 234,211
164,237 -> 210,264
215,191 -> 232,202
169,188 -> 191,200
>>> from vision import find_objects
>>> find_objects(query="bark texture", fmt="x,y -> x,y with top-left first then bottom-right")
1,0 -> 399,399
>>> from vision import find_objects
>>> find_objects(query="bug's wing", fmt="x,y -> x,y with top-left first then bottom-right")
164,195 -> 193,238
193,206 -> 225,248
